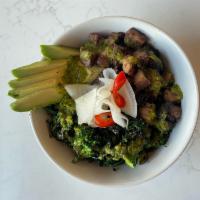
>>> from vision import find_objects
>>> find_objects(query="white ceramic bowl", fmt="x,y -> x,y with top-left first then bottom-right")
30,17 -> 199,187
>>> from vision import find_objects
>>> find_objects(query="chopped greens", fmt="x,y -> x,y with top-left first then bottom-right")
46,102 -> 149,168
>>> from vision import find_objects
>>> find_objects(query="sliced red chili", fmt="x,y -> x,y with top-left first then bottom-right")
112,71 -> 127,108
113,92 -> 126,108
113,71 -> 126,92
94,112 -> 115,127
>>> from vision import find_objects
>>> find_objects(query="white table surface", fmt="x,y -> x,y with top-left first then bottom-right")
1,0 -> 200,199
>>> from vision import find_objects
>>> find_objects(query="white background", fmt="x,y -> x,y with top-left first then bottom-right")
1,0 -> 200,199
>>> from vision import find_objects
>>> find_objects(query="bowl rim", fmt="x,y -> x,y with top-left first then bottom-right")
30,16 -> 199,187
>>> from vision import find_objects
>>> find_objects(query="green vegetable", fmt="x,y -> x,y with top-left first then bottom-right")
41,45 -> 79,59
125,138 -> 145,168
93,118 -> 146,168
139,103 -> 156,125
154,105 -> 171,134
163,69 -> 174,87
103,44 -> 124,63
137,151 -> 149,164
148,51 -> 164,72
123,155 -> 137,168
64,57 -> 102,84
73,125 -> 95,158
82,41 -> 99,52
11,87 -> 66,112
122,55 -> 138,75
145,131 -> 169,149
80,47 -> 96,66
46,94 -> 76,141
58,93 -> 76,115
84,67 -> 103,83
46,101 -> 148,168
12,59 -> 67,78
154,119 -> 171,134
122,118 -> 146,143
100,137 -> 145,168
146,69 -> 164,96
164,84 -> 183,103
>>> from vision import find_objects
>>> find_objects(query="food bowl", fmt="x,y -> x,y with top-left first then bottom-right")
30,16 -> 199,186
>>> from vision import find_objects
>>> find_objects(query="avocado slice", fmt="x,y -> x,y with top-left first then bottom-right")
10,87 -> 66,112
8,78 -> 61,98
9,67 -> 66,88
12,59 -> 67,78
41,45 -> 80,59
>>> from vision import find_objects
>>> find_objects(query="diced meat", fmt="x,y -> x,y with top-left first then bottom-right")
159,103 -> 182,123
134,50 -> 149,64
133,70 -> 150,91
107,32 -> 125,45
164,89 -> 182,103
89,33 -> 102,45
124,28 -> 147,48
96,54 -> 110,68
163,70 -> 174,86
167,104 -> 182,122
136,90 -> 156,106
